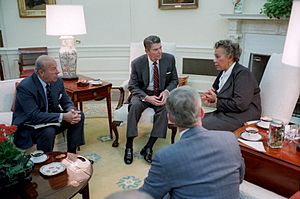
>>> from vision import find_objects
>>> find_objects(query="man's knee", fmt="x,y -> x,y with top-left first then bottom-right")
42,127 -> 56,140
129,100 -> 146,113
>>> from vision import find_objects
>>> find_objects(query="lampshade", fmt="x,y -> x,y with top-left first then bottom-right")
282,0 -> 300,67
46,5 -> 86,36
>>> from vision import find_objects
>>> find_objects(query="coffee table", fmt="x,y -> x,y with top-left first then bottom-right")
1,152 -> 93,199
235,124 -> 300,197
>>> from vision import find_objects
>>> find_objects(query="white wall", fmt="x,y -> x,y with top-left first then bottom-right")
0,0 -> 267,90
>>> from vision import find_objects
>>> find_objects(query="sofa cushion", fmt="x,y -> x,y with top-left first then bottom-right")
0,112 -> 13,125
0,78 -> 23,112
10,82 -> 20,112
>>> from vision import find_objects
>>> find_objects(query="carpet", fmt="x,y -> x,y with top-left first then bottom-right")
69,101 -> 286,199
82,100 -> 118,118
73,117 -> 173,198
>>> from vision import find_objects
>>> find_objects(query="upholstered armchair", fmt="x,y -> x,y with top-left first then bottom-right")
111,42 -> 185,147
18,47 -> 48,78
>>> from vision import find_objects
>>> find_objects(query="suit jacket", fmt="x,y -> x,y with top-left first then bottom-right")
203,63 -> 261,131
139,126 -> 245,199
128,53 -> 178,101
12,73 -> 73,149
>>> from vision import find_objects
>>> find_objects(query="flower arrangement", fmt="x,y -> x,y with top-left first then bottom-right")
0,124 -> 33,189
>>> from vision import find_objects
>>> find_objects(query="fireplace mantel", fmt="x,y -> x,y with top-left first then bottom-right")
220,13 -> 289,66
220,13 -> 288,43
220,13 -> 270,20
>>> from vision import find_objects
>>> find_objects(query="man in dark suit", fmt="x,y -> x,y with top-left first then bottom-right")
139,86 -> 245,199
12,55 -> 85,153
124,35 -> 178,164
202,39 -> 261,131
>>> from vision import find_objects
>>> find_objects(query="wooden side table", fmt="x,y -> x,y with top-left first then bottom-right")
1,152 -> 93,199
63,76 -> 113,138
234,124 -> 300,197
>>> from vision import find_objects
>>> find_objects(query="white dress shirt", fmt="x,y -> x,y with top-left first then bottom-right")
217,62 -> 236,93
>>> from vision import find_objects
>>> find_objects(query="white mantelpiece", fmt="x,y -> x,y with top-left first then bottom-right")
220,14 -> 289,66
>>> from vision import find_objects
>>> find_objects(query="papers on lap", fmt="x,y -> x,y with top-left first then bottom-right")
24,122 -> 61,129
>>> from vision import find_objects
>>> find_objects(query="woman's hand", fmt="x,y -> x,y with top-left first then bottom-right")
201,88 -> 217,106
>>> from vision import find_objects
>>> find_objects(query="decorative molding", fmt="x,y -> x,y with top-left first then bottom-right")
0,45 -> 214,89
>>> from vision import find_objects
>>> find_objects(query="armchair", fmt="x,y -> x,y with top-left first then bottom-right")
18,47 -> 48,78
111,42 -> 181,147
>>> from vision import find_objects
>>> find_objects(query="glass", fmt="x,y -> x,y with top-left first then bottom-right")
268,119 -> 285,148
285,124 -> 299,142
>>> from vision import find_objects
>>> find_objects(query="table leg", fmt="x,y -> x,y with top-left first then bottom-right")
74,101 -> 79,109
80,183 -> 90,199
80,102 -> 83,111
106,92 -> 113,139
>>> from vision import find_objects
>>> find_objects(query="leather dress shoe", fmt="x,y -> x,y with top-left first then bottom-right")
140,148 -> 153,163
124,148 -> 133,164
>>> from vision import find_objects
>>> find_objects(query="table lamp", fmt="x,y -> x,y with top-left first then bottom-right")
282,0 -> 300,67
46,5 -> 86,80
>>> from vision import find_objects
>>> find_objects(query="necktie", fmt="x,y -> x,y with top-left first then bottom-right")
46,85 -> 54,113
153,61 -> 159,96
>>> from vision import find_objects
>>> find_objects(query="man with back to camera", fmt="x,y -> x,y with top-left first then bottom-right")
12,55 -> 85,153
139,86 -> 245,199
124,35 -> 178,164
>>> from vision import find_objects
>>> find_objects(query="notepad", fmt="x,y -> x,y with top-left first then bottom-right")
238,138 -> 266,152
24,122 -> 61,129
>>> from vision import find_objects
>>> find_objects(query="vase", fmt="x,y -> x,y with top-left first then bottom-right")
232,0 -> 244,14
59,36 -> 78,80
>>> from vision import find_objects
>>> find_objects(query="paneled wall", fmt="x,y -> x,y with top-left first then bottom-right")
0,0 -> 267,91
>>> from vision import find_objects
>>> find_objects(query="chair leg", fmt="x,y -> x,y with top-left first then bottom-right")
112,121 -> 122,147
168,124 -> 177,144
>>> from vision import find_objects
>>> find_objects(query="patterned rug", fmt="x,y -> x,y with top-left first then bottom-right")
82,100 -> 118,118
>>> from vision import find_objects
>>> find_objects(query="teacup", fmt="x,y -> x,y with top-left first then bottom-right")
245,127 -> 259,135
259,116 -> 272,128
30,150 -> 45,163
31,150 -> 44,157
245,127 -> 259,139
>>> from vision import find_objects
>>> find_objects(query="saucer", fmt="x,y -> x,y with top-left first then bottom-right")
89,80 -> 102,85
40,162 -> 66,176
240,131 -> 262,141
30,154 -> 48,164
256,121 -> 270,129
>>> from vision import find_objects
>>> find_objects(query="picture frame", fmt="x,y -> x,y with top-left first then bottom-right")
158,0 -> 198,10
17,0 -> 56,18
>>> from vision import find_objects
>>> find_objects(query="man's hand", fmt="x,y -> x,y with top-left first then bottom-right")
63,109 -> 81,124
144,90 -> 169,106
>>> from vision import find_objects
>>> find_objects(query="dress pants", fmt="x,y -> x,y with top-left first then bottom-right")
126,95 -> 168,138
31,113 -> 85,153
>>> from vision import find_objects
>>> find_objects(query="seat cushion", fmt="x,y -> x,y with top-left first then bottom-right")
113,104 -> 154,123
0,78 -> 23,112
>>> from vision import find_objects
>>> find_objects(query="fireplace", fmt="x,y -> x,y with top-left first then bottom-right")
248,53 -> 270,84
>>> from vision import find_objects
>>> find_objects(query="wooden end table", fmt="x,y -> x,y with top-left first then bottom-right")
234,124 -> 300,197
63,76 -> 113,138
1,152 -> 93,199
